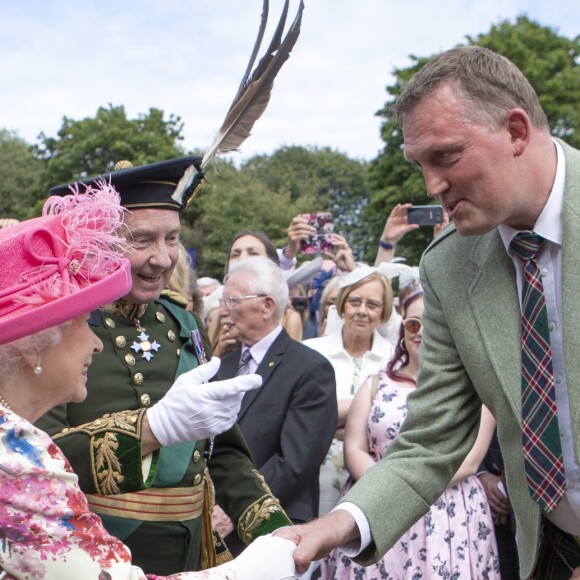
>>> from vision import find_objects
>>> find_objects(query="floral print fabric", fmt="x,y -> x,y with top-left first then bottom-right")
0,406 -> 233,579
320,373 -> 500,579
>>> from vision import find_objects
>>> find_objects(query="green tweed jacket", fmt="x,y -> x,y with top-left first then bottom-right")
343,139 -> 580,579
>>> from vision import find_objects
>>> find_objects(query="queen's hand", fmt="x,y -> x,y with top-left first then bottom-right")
208,534 -> 297,580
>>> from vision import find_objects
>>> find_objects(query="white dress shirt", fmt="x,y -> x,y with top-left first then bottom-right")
241,325 -> 284,374
499,140 -> 580,534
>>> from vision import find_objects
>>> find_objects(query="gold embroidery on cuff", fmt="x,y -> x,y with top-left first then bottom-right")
54,409 -> 145,439
94,432 -> 125,494
237,495 -> 288,544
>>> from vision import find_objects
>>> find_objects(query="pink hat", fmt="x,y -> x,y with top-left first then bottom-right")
0,183 -> 132,346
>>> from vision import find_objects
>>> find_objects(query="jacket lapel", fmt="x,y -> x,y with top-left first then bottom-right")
468,231 -> 522,419
237,329 -> 290,421
561,140 -> 580,432
219,348 -> 242,381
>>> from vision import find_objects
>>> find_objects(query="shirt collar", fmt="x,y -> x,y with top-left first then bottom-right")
246,324 -> 284,366
325,326 -> 387,360
498,139 -> 564,251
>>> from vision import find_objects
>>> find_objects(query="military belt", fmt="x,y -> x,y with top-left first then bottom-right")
87,483 -> 204,522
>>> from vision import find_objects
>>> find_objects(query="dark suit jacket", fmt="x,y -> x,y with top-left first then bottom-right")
219,328 -> 337,524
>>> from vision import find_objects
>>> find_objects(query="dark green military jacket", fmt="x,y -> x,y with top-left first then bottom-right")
36,294 -> 290,575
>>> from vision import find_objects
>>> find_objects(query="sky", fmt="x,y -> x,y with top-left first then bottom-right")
1,1 -> 579,165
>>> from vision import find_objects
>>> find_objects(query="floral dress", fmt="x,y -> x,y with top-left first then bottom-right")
320,373 -> 500,580
0,405 -> 252,579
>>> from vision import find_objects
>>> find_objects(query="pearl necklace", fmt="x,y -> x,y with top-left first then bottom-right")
0,394 -> 11,411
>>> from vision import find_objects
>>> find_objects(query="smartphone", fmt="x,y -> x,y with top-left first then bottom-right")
407,205 -> 444,226
299,212 -> 334,254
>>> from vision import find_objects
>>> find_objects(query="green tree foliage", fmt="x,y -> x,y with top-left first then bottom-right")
364,16 -> 580,266
0,130 -> 44,220
187,146 -> 370,278
242,146 -> 371,255
471,16 -> 580,147
35,105 -> 186,197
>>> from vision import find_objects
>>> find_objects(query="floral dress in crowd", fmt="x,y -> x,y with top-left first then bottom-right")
320,372 -> 500,580
0,405 -> 240,580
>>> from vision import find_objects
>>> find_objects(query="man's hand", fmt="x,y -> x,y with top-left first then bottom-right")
147,357 -> 262,447
478,472 -> 510,525
274,510 -> 359,574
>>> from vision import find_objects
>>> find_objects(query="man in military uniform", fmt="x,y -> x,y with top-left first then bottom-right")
37,157 -> 292,575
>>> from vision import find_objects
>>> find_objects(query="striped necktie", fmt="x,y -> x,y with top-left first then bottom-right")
511,231 -> 566,512
237,349 -> 253,376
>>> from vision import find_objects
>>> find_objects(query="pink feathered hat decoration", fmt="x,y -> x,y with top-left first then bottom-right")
0,182 -> 132,345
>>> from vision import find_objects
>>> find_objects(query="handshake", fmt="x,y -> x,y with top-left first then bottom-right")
147,357 -> 261,447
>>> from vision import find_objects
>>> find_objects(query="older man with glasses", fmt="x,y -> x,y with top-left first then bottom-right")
214,257 -> 337,556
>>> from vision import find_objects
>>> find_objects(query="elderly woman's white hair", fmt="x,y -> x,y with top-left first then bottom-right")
225,257 -> 289,320
0,322 -> 71,379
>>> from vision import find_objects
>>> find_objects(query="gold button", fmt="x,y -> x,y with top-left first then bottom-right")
193,450 -> 201,463
105,318 -> 116,328
140,393 -> 151,407
176,348 -> 181,357
61,427 -> 69,433
133,372 -> 144,386
94,419 -> 102,426
116,336 -> 127,348
193,473 -> 202,485
156,312 -> 166,323
125,353 -> 136,366
167,330 -> 176,342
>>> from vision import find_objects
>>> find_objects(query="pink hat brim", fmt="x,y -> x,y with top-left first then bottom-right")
0,260 -> 132,346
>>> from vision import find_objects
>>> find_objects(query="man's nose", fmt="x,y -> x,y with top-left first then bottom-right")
423,169 -> 448,198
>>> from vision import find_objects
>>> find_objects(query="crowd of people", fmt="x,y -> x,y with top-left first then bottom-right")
189,200 -> 510,579
2,45 -> 579,580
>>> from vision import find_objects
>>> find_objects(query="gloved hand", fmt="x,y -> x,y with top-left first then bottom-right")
147,357 -> 261,447
212,534 -> 296,580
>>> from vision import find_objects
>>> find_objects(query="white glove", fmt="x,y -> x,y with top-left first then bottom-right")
213,534 -> 296,580
147,357 -> 262,447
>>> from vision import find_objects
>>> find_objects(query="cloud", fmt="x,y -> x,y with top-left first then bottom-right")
1,0 -> 578,163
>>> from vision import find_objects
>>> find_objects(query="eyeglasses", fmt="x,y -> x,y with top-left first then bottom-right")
345,297 -> 383,312
403,317 -> 423,334
219,294 -> 266,309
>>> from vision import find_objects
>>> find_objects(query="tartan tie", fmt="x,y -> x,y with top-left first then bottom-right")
511,231 -> 566,512
237,349 -> 253,376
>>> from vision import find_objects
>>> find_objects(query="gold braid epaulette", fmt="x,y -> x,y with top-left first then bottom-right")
53,408 -> 146,439
237,470 -> 292,545
54,409 -> 147,495
161,289 -> 189,307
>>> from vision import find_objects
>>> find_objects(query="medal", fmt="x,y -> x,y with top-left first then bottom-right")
131,320 -> 161,361
190,329 -> 208,365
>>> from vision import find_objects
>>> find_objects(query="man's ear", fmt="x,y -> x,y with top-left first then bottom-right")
262,296 -> 276,320
506,108 -> 531,157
